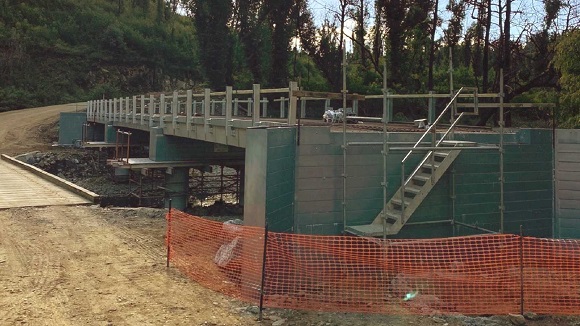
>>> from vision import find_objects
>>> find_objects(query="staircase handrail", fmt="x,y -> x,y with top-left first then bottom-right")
401,87 -> 466,165
396,87 -> 475,219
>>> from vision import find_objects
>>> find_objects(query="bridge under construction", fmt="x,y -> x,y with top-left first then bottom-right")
59,78 -> 578,239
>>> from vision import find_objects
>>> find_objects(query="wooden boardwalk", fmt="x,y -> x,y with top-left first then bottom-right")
0,159 -> 92,209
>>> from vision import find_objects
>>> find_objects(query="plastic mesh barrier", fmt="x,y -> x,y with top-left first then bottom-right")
167,210 -> 580,315
523,237 -> 580,314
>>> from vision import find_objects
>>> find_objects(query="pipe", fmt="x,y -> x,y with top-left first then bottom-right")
382,57 -> 389,239
405,219 -> 453,226
453,221 -> 497,234
346,141 -> 434,146
499,69 -> 505,233
342,45 -> 347,233
390,146 -> 499,151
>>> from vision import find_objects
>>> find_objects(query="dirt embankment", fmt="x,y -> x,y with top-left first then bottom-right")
0,103 -> 84,156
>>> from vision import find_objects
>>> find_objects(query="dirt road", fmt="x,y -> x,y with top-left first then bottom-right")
0,206 -> 262,325
0,103 -> 83,156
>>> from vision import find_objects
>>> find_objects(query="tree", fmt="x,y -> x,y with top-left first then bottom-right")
474,0 -> 563,125
185,0 -> 232,89
350,0 -> 370,68
300,18 -> 342,91
234,0 -> 271,84
266,0 -> 295,87
553,29 -> 580,127
428,0 -> 439,91
377,0 -> 432,89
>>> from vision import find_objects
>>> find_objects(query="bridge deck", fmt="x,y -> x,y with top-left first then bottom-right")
0,159 -> 92,209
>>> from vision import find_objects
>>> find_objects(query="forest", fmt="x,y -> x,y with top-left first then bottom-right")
0,0 -> 578,126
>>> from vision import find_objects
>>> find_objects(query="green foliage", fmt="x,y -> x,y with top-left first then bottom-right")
190,0 -> 232,90
553,29 -> 580,128
293,53 -> 329,91
0,0 -> 200,111
0,0 -> 569,130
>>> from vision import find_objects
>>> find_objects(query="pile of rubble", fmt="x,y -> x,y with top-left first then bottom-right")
16,149 -> 135,199
16,149 -> 243,215
17,150 -> 110,181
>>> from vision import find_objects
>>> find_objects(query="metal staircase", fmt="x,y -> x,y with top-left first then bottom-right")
345,87 -> 480,237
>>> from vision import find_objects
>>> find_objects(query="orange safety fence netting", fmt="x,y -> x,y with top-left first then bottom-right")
523,237 -> 580,314
166,210 -> 580,315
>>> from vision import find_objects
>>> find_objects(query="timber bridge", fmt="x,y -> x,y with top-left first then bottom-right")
60,80 -> 579,239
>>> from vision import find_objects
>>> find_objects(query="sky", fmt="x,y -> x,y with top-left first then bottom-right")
307,0 -> 579,44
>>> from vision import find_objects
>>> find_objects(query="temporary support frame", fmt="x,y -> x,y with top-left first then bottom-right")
114,129 -> 132,162
129,168 -> 165,206
341,63 -> 514,238
190,165 -> 242,204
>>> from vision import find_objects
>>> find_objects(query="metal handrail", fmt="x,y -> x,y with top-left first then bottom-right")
398,87 -> 476,218
402,111 -> 466,189
401,87 -> 465,164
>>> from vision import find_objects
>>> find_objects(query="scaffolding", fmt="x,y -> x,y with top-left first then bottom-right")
340,47 -> 510,238
129,168 -> 165,206
190,165 -> 242,204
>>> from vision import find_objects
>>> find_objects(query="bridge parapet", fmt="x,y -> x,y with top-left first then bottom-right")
87,83 -> 305,148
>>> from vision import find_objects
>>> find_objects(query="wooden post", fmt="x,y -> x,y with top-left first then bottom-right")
172,91 -> 178,131
124,97 -> 128,122
247,97 -> 252,117
204,88 -> 211,135
233,97 -> 239,116
288,81 -> 298,125
132,96 -> 137,124
109,99 -> 113,121
300,98 -> 306,118
119,97 -> 124,122
252,84 -> 261,126
160,94 -> 165,128
87,101 -> 91,120
279,97 -> 285,118
140,95 -> 145,126
225,86 -> 233,137
125,97 -> 130,123
262,98 -> 268,117
116,98 -> 121,122
186,90 -> 192,132
107,99 -> 111,120
149,94 -> 155,127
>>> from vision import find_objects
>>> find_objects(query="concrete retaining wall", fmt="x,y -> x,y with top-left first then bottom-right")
555,129 -> 580,239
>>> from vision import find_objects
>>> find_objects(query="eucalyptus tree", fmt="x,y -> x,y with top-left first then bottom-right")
182,0 -> 233,89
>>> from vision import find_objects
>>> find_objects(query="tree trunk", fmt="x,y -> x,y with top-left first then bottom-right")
357,0 -> 366,67
428,0 -> 439,91
482,0 -> 491,93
